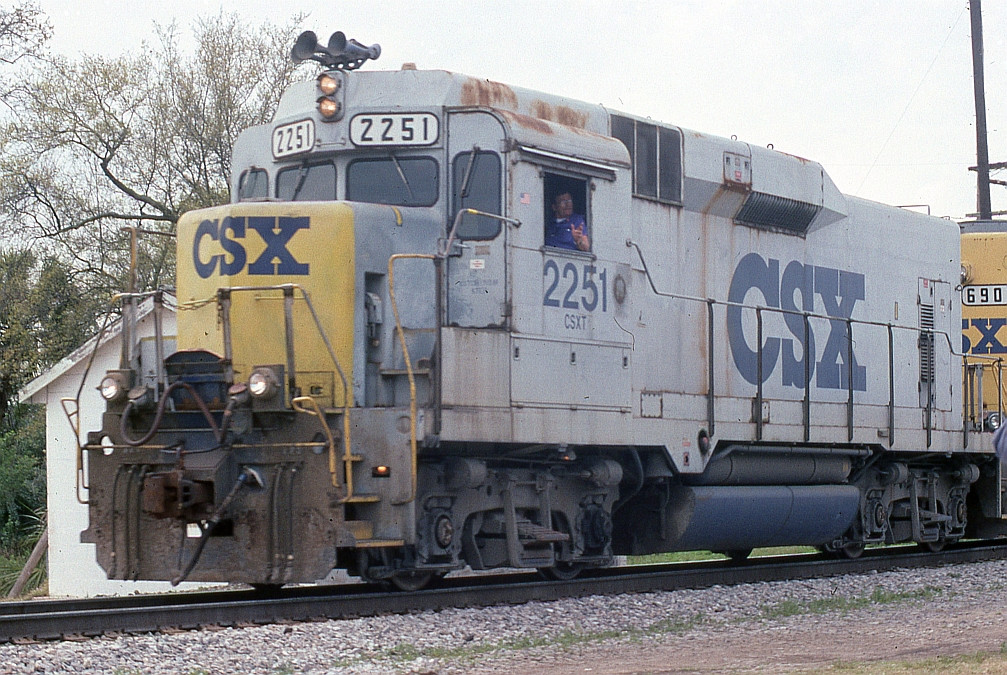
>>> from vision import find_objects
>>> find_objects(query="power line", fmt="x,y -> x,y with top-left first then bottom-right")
856,6 -> 967,194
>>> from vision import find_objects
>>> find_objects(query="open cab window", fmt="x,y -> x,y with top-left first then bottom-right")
543,173 -> 590,252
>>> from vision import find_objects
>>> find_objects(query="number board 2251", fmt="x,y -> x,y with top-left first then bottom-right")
350,113 -> 439,146
272,119 -> 316,159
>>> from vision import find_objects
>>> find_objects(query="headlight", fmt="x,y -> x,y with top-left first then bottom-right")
248,368 -> 279,400
317,73 -> 340,96
986,411 -> 1002,432
317,96 -> 341,119
99,373 -> 127,402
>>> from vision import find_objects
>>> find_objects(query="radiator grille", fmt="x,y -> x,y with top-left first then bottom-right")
919,302 -> 935,385
735,192 -> 821,234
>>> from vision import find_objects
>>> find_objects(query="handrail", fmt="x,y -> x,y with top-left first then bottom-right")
439,208 -> 521,259
212,284 -> 353,490
626,239 -> 998,448
60,398 -> 88,505
388,253 -> 435,505
384,209 -> 520,505
62,310 -> 116,505
291,395 -> 343,493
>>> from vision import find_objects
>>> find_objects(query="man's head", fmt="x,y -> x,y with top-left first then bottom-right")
552,192 -> 574,219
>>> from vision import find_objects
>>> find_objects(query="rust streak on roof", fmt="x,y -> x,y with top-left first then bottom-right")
498,109 -> 554,135
530,100 -> 588,129
461,78 -> 518,109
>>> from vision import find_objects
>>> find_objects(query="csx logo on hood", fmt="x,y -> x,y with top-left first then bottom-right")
726,252 -> 866,391
192,216 -> 310,278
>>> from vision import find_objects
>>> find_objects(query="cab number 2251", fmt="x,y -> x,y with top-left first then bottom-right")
543,261 -> 608,311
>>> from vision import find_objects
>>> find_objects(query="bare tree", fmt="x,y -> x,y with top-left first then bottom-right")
0,11 -> 312,298
0,2 -> 50,108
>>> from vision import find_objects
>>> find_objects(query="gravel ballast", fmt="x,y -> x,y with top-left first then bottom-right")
2,559 -> 1006,674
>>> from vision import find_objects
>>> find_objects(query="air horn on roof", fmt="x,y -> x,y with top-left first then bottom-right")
291,30 -> 381,70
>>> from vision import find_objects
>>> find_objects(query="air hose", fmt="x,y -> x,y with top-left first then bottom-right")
171,467 -> 264,586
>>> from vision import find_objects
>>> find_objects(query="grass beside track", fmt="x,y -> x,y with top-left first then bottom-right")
627,546 -> 817,564
824,643 -> 1007,673
361,580 -> 954,672
0,551 -> 46,599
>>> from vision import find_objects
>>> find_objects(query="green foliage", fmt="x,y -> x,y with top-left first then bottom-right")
0,248 -> 91,561
761,585 -> 943,619
0,248 -> 100,420
0,404 -> 45,553
0,401 -> 46,598
0,546 -> 47,598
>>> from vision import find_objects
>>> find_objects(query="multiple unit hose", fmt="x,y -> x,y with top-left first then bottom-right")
119,381 -> 223,447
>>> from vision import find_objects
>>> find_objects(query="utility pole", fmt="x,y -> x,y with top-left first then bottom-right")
970,0 -> 993,220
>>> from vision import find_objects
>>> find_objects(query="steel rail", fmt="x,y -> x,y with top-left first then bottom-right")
2,541 -> 1006,643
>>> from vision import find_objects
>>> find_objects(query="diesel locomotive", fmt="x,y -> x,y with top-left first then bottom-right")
79,31 -> 1006,589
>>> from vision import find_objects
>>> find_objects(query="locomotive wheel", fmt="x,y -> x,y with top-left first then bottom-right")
389,570 -> 437,592
920,538 -> 946,553
726,549 -> 753,562
539,561 -> 584,581
838,541 -> 865,559
537,513 -> 585,581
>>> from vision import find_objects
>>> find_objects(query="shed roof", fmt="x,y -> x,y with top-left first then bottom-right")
18,294 -> 177,403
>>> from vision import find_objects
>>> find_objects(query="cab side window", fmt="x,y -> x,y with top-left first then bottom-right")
451,150 -> 501,239
543,173 -> 590,252
238,168 -> 268,201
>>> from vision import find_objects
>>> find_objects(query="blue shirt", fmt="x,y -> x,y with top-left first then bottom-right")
545,214 -> 587,250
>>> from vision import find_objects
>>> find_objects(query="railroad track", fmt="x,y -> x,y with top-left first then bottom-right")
4,541 -> 1007,643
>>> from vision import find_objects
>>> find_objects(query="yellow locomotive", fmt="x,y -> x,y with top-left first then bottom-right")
961,231 -> 1007,434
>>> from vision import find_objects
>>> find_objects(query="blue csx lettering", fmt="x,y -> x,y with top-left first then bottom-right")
962,318 -> 1007,354
193,216 -> 309,278
727,252 -> 866,391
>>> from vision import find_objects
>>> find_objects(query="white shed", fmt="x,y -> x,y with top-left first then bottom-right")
17,295 -> 206,596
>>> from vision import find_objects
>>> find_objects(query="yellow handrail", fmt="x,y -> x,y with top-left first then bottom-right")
388,253 -> 435,505
211,284 -> 354,489
291,395 -> 346,493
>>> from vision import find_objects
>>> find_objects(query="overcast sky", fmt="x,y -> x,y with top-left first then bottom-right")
38,1 -> 1007,221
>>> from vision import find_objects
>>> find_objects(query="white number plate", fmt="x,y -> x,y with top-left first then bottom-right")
272,119 -> 315,159
350,113 -> 439,146
963,284 -> 1007,306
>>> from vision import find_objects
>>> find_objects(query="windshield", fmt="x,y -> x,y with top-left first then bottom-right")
347,156 -> 439,207
276,162 -> 336,201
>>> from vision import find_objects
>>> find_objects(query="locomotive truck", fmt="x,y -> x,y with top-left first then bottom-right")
79,31 -> 1005,589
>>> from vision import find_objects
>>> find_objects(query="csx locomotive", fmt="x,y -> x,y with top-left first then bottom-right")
80,31 -> 1006,589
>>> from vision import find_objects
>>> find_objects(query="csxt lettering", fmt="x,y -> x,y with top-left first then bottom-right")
727,252 -> 867,391
193,216 -> 310,278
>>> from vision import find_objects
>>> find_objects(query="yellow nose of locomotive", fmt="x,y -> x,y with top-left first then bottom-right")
176,202 -> 356,408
